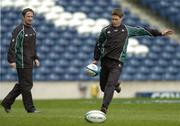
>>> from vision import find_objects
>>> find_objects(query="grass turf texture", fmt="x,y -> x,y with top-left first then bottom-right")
0,98 -> 180,126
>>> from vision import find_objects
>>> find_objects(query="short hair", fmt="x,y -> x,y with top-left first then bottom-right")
22,8 -> 34,17
112,8 -> 124,18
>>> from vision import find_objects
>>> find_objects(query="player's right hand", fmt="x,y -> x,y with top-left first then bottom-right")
161,29 -> 174,36
9,63 -> 16,69
91,60 -> 98,65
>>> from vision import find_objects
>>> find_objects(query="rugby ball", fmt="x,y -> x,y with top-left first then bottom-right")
84,110 -> 106,123
85,64 -> 99,77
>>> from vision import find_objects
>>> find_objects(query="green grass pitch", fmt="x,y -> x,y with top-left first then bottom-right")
0,98 -> 180,126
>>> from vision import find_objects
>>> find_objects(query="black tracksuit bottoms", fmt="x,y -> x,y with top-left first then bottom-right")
100,58 -> 123,109
2,68 -> 35,112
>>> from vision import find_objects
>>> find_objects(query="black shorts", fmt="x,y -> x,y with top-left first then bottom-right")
100,58 -> 123,92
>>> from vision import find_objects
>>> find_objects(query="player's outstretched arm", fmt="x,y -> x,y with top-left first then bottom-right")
126,25 -> 174,37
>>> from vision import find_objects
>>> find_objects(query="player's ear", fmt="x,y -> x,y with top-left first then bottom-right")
119,16 -> 123,22
22,15 -> 25,21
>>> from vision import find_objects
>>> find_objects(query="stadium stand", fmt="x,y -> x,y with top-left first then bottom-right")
140,0 -> 180,28
0,0 -> 180,81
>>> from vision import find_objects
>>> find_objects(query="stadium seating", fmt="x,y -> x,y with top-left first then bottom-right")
0,0 -> 180,81
140,0 -> 180,27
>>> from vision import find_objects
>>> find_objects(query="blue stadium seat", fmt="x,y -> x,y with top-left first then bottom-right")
171,59 -> 180,67
1,59 -> 9,69
53,66 -> 65,75
123,66 -> 136,75
71,38 -> 82,47
89,13 -> 99,19
48,32 -> 59,41
144,59 -> 155,68
83,0 -> 94,8
71,59 -> 84,68
55,0 -> 68,7
67,45 -> 78,54
152,66 -> 165,75
42,59 -> 55,68
63,74 -> 74,80
0,67 -> 6,76
162,73 -> 176,80
164,45 -> 176,53
76,52 -> 88,61
175,52 -> 180,60
121,73 -> 134,81
77,73 -> 90,80
151,45 -> 163,53
149,73 -> 162,81
62,52 -> 74,61
129,59 -> 141,67
38,45 -> 51,54
79,6 -> 91,14
48,52 -> 60,60
167,66 -> 179,75
66,6 -> 76,13
34,73 -> 45,81
67,66 -> 79,75
38,25 -> 50,34
57,38 -> 69,47
134,73 -> 147,81
147,52 -> 159,60
44,38 -> 55,47
81,45 -> 93,54
161,52 -> 173,60
48,73 -> 61,81
56,59 -> 69,68
176,73 -> 180,80
157,59 -> 169,67
51,45 -> 65,54
139,66 -> 150,75
71,0 -> 81,8
3,74 -> 17,81
38,67 -> 51,75
93,6 -> 104,15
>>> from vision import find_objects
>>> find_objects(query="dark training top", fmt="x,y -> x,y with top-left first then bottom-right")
94,24 -> 162,63
8,23 -> 39,68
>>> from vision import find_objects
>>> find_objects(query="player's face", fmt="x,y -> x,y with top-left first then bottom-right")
111,15 -> 122,27
23,11 -> 34,26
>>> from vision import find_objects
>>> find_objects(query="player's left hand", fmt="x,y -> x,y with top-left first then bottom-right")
34,59 -> 40,67
161,29 -> 174,36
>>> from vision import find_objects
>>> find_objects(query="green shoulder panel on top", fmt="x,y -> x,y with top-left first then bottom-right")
98,26 -> 108,60
118,25 -> 154,63
15,29 -> 25,68
119,26 -> 129,63
126,25 -> 153,38
119,38 -> 128,63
